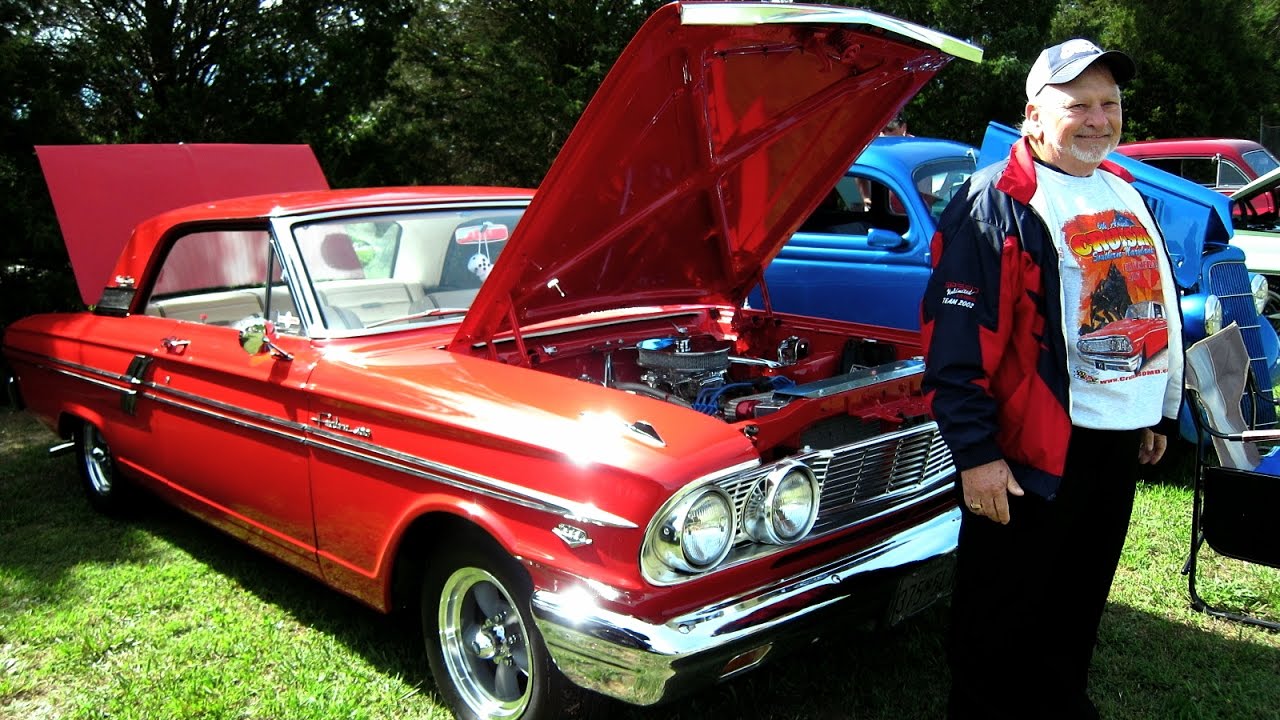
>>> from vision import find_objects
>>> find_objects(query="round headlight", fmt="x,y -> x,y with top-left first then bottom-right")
1204,294 -> 1223,336
1251,274 -> 1269,315
653,486 -> 734,573
682,489 -> 734,568
744,461 -> 820,544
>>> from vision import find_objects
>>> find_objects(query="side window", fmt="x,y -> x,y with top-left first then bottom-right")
798,180 -> 867,235
797,177 -> 907,235
1144,158 -> 1183,176
1217,162 -> 1249,187
145,229 -> 277,329
860,179 -> 908,234
1176,158 -> 1218,186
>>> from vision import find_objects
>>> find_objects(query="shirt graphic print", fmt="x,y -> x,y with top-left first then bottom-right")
1034,165 -> 1172,430
1066,208 -> 1169,380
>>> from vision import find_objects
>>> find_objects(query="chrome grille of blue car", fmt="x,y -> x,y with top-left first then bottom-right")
1207,258 -> 1277,425
719,421 -> 955,544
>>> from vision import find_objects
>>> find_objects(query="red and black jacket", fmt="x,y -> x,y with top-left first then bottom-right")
920,137 -> 1180,499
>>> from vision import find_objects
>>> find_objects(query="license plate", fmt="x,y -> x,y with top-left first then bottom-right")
886,555 -> 955,626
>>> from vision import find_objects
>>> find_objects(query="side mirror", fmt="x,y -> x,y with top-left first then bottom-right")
239,321 -> 293,361
867,227 -> 907,249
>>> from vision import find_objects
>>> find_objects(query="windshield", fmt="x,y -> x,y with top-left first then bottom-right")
290,206 -> 526,331
914,156 -> 976,222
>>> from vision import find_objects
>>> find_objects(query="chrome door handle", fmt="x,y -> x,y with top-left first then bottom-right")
162,336 -> 191,352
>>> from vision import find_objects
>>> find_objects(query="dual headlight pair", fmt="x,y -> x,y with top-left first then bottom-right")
646,461 -> 820,578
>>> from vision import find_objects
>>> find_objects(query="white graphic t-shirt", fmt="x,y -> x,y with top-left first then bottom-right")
1033,165 -> 1175,430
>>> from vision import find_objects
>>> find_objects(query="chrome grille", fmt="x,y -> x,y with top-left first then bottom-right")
1207,257 -> 1276,425
718,422 -> 955,544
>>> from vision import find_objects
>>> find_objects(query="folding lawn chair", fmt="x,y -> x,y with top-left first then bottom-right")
1182,322 -> 1280,630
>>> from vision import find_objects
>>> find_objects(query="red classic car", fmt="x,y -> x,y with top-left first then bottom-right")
1117,137 -> 1279,216
1076,301 -> 1170,373
2,4 -> 981,719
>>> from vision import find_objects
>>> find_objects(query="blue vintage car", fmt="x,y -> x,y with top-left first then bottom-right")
757,124 -> 1280,438
753,135 -> 976,331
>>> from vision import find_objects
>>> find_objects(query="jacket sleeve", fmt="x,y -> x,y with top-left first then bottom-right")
920,185 -> 1018,472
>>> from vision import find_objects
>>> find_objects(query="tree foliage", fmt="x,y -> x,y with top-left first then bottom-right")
1049,0 -> 1280,142
2,0 -> 1280,284
365,0 -> 664,188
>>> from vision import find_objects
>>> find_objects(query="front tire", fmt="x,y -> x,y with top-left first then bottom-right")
73,422 -> 129,515
422,537 -> 566,720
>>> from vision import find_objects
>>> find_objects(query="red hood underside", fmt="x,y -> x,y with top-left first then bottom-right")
452,2 -> 979,349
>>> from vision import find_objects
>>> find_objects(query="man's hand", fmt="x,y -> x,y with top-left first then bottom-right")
961,459 -> 1024,524
1139,428 -> 1167,465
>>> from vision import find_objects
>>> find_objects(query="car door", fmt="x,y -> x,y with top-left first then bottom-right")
130,225 -> 321,571
757,172 -> 935,331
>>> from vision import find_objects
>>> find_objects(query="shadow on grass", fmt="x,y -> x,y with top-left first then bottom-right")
3,409 -> 1278,719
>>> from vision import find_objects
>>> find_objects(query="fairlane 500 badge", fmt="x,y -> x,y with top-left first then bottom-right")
310,412 -> 373,438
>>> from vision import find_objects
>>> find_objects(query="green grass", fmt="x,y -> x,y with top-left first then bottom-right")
1,407 -> 1278,719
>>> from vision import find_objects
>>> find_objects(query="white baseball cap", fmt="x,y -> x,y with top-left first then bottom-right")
1025,39 -> 1135,100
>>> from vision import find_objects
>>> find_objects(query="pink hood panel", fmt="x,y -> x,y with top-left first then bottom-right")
36,144 -> 328,305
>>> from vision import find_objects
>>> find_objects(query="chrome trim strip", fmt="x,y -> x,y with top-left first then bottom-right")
775,359 -> 924,398
144,390 -> 307,444
678,4 -> 984,64
17,350 -> 637,529
305,427 -> 638,528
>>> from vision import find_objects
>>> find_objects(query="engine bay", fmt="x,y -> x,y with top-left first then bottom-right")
508,309 -> 933,446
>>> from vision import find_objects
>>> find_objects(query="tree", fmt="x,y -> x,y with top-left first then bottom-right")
370,0 -> 665,187
1050,0 -> 1280,142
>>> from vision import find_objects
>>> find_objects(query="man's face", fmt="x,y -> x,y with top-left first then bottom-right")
1025,64 -> 1122,176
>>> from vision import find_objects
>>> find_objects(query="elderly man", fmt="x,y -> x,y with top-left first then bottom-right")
920,40 -> 1183,719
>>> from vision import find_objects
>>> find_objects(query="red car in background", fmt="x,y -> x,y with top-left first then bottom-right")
1117,137 -> 1279,216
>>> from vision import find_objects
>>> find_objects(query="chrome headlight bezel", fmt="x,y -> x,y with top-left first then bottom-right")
1251,274 -> 1269,315
1204,294 -> 1223,336
650,485 -> 735,574
743,460 -> 819,544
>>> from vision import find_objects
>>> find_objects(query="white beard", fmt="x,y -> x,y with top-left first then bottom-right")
1067,135 -> 1119,165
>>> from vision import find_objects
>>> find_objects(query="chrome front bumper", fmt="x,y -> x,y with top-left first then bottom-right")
530,506 -> 960,706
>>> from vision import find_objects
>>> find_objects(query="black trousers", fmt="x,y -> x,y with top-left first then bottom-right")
946,426 -> 1140,720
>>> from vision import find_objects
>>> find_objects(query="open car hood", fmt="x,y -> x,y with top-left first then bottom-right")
36,144 -> 329,305
452,2 -> 981,349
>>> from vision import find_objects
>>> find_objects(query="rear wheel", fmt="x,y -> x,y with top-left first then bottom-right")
421,538 -> 566,720
73,422 -> 129,514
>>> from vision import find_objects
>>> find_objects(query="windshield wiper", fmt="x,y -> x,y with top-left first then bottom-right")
366,308 -> 469,329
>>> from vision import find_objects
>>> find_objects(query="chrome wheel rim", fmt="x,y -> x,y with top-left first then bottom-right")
437,566 -> 532,719
82,426 -> 113,496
